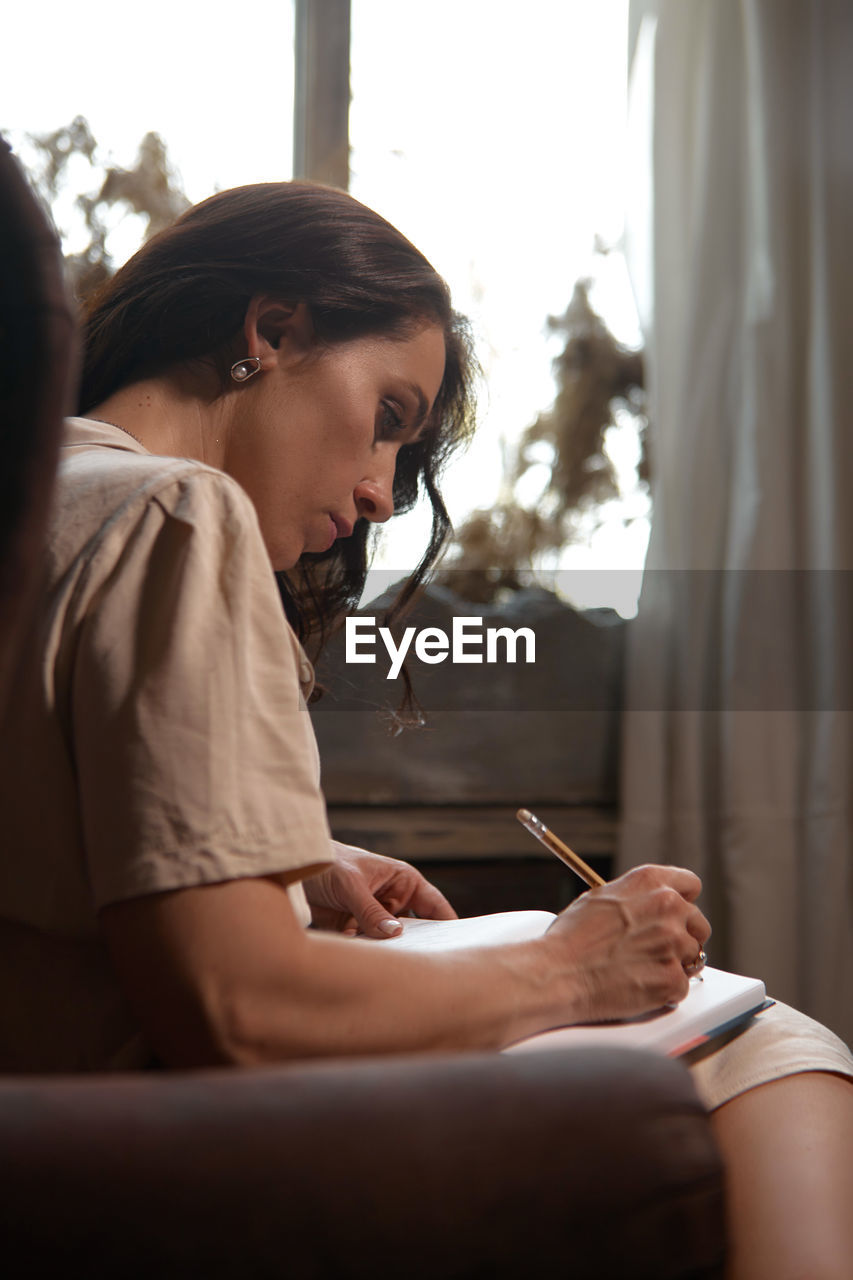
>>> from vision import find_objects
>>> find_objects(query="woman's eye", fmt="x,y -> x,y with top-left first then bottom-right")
378,401 -> 406,437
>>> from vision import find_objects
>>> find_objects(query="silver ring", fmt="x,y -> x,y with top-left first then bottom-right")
684,949 -> 707,974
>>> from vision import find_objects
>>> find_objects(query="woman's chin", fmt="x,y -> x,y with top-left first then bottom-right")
272,519 -> 337,566
309,517 -> 338,555
266,538 -> 301,572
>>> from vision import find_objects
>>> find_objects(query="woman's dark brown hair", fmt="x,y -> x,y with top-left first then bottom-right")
77,181 -> 477,676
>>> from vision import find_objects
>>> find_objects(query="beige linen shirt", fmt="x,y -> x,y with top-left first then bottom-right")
0,418 -> 333,1071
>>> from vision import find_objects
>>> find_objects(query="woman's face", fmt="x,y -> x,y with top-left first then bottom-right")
223,320 -> 447,571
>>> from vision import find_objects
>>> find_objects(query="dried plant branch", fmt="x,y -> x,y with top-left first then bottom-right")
23,116 -> 189,301
440,279 -> 649,600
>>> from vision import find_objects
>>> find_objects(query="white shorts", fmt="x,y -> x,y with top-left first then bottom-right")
687,1000 -> 853,1110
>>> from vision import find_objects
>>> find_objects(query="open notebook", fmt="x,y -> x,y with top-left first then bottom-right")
383,910 -> 770,1058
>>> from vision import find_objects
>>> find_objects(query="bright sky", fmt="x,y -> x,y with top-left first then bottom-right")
3,0 -> 646,614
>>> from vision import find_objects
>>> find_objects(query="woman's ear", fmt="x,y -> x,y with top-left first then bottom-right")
243,296 -> 314,367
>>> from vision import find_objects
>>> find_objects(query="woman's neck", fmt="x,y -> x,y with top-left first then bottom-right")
85,379 -> 230,469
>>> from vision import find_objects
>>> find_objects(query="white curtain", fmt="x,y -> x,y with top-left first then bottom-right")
620,0 -> 853,1044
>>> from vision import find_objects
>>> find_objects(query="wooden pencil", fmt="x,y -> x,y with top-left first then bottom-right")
516,807 -> 606,889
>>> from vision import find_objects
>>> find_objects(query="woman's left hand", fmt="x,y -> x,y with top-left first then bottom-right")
305,841 -> 458,938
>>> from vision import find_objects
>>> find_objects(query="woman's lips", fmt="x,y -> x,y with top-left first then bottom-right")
330,514 -> 354,540
317,513 -> 353,553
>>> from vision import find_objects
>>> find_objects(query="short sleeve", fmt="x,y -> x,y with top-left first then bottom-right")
71,468 -> 333,908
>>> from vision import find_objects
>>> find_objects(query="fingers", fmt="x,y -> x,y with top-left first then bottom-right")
602,866 -> 712,962
343,881 -> 404,939
548,862 -> 712,1021
407,879 -> 458,922
592,873 -> 711,947
683,949 -> 707,977
338,868 -> 456,938
338,869 -> 455,938
617,862 -> 704,903
343,882 -> 456,939
685,900 -> 711,952
321,845 -> 459,936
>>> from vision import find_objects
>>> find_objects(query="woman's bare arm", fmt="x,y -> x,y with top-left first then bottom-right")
98,864 -> 710,1069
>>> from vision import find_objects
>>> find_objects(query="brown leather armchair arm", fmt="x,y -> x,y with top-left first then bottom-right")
0,1047 -> 724,1278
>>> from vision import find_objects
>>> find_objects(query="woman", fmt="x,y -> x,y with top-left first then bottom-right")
0,181 -> 851,1278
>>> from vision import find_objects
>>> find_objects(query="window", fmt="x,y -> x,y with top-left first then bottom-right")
350,0 -> 646,614
3,1 -> 296,266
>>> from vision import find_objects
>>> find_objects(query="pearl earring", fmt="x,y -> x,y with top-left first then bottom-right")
230,357 -> 262,383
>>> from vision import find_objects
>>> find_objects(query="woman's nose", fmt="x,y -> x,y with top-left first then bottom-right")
354,455 -> 395,523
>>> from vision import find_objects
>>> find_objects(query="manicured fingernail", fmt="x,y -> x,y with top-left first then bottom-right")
379,919 -> 402,935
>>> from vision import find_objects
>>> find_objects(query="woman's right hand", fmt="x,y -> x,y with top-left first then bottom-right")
543,864 -> 711,1024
